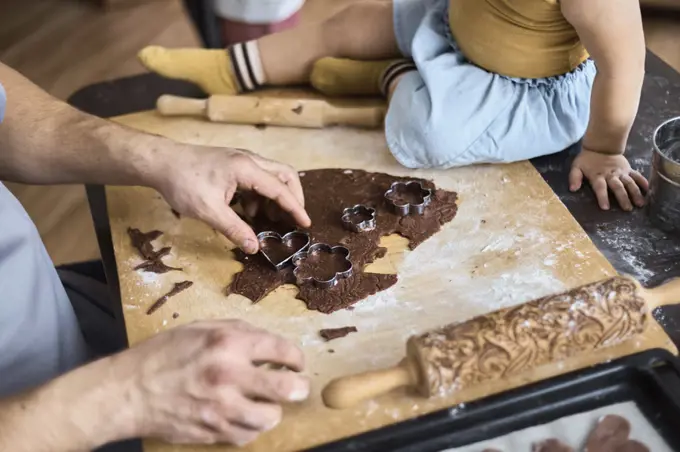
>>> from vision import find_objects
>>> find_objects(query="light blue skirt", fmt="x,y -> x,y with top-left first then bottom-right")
386,0 -> 596,168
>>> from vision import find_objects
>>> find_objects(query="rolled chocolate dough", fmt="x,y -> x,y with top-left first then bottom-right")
226,169 -> 458,313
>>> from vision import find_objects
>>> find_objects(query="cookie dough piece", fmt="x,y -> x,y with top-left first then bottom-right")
585,414 -> 631,451
614,440 -> 649,452
319,326 -> 357,341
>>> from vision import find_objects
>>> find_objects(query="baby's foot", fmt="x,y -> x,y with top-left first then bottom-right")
138,46 -> 239,95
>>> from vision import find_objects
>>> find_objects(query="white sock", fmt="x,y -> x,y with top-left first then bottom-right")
228,40 -> 267,92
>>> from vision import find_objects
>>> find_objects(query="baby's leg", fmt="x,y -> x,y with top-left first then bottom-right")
309,0 -> 423,97
138,1 -> 399,95
260,1 -> 400,85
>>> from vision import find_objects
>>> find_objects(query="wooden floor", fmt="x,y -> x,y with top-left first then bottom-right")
1,0 -> 679,265
0,0 -> 202,264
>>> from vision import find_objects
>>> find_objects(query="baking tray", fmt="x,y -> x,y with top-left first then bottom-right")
308,349 -> 680,452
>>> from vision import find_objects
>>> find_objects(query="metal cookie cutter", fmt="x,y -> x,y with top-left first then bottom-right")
384,181 -> 432,215
648,116 -> 680,234
341,204 -> 377,233
292,243 -> 353,288
257,231 -> 311,271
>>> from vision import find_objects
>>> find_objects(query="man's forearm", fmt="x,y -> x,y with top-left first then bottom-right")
0,357 -> 134,452
0,62 -> 172,186
582,66 -> 645,155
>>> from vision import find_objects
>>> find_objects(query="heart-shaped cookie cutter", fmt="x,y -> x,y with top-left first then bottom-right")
384,181 -> 432,216
292,243 -> 353,289
341,204 -> 377,233
257,230 -> 311,271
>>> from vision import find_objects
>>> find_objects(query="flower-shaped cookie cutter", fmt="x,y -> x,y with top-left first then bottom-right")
257,230 -> 311,271
341,204 -> 377,233
384,181 -> 432,216
292,243 -> 353,289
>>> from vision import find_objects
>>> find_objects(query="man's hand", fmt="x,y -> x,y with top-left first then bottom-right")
0,320 -> 310,452
146,145 -> 310,255
112,320 -> 309,446
569,149 -> 648,211
0,63 -> 310,254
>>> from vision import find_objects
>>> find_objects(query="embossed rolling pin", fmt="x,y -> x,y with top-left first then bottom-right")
156,94 -> 386,129
322,275 -> 680,409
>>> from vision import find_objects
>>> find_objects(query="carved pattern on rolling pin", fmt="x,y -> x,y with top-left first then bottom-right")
415,277 -> 647,396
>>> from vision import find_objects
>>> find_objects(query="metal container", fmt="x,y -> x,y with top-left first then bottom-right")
648,116 -> 680,234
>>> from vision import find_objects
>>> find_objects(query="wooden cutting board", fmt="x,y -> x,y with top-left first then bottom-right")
106,102 -> 677,452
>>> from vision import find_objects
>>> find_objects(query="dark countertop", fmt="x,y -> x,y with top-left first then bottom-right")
68,51 -> 680,349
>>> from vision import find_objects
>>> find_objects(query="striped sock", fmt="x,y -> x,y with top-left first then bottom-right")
379,60 -> 417,97
227,40 -> 266,93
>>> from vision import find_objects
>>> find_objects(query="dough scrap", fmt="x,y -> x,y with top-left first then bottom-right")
147,281 -> 193,315
319,326 -> 358,341
128,228 -> 182,274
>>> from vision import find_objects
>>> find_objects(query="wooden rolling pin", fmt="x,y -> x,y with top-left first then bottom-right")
156,94 -> 385,129
322,275 -> 680,409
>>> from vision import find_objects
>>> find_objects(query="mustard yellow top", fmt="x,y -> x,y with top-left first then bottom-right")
448,0 -> 590,79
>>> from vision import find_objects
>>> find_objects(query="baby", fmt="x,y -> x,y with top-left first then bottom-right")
139,0 -> 648,212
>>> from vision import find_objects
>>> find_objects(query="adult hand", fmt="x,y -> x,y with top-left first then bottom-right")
569,148 -> 648,211
112,320 -> 309,446
152,145 -> 311,254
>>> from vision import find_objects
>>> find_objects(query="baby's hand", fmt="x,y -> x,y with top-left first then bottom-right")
569,149 -> 648,211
